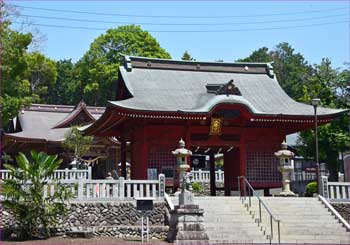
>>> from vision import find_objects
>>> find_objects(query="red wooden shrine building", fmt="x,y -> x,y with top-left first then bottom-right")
85,56 -> 346,195
4,102 -> 120,178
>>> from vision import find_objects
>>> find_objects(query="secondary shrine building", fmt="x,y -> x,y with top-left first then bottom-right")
85,56 -> 345,195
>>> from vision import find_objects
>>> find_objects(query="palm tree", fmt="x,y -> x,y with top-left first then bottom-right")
2,151 -> 72,240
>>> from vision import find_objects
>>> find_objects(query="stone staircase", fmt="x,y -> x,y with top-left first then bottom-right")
171,196 -> 268,244
170,196 -> 350,244
247,197 -> 350,244
195,196 -> 268,244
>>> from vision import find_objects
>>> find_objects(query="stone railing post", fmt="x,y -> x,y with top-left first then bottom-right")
158,174 -> 165,198
321,175 -> 329,198
119,177 -> 125,199
87,166 -> 92,179
64,168 -> 69,180
198,169 -> 202,182
77,178 -> 84,199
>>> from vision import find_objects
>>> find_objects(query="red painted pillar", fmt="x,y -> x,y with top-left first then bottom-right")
131,127 -> 148,180
239,134 -> 247,195
209,152 -> 216,196
239,136 -> 246,178
120,140 -> 127,178
140,137 -> 148,179
224,149 -> 240,196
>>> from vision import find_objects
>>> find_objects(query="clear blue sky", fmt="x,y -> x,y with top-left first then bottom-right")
9,0 -> 350,69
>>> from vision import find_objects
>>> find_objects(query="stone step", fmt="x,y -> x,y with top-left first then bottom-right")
207,231 -> 263,236
209,239 -> 267,244
276,239 -> 350,244
204,226 -> 262,231
204,214 -> 254,219
204,220 -> 258,226
208,234 -> 266,240
249,210 -> 334,218
279,234 -> 350,240
200,209 -> 247,212
241,206 -> 326,212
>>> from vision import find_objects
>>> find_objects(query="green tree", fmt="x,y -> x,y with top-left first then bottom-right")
237,43 -> 312,100
182,51 -> 195,61
297,59 -> 349,179
1,10 -> 33,126
48,59 -> 81,105
63,127 -> 93,168
77,24 -> 171,105
271,43 -> 313,101
239,43 -> 349,180
2,151 -> 72,239
237,47 -> 271,63
25,52 -> 58,103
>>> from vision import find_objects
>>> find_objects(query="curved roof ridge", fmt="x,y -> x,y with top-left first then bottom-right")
122,55 -> 274,76
122,54 -> 272,66
53,101 -> 96,129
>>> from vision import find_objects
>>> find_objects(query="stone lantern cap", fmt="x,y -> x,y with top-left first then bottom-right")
172,139 -> 192,156
274,141 -> 295,158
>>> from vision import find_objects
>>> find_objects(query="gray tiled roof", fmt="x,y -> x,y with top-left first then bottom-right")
110,56 -> 345,117
5,104 -> 104,142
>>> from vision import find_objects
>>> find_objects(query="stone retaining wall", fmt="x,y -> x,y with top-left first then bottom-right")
331,203 -> 350,224
1,201 -> 169,239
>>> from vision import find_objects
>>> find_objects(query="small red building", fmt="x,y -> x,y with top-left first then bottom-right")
85,56 -> 345,195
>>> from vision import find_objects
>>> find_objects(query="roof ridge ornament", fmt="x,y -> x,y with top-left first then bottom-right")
267,63 -> 275,78
206,79 -> 241,96
125,56 -> 132,72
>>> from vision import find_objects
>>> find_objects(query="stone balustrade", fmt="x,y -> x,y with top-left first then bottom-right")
0,167 -> 92,181
327,182 -> 350,200
190,169 -> 224,183
290,171 -> 317,181
41,174 -> 166,200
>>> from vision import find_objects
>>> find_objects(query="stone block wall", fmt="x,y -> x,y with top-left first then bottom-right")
1,201 -> 169,239
331,203 -> 350,224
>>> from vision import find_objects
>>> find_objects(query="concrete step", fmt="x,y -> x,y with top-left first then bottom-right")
279,234 -> 350,240
206,230 -> 263,236
276,239 -> 350,244
204,221 -> 259,227
209,239 -> 267,244
190,196 -> 349,244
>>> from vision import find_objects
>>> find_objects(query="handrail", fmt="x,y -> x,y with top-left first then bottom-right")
318,195 -> 350,231
237,176 -> 280,244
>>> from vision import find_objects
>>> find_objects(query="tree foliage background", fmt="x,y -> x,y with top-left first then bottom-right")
238,43 -> 350,179
1,4 -> 349,179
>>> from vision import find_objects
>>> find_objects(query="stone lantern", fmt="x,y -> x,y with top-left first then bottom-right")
274,141 -> 297,196
167,139 -> 209,244
172,139 -> 193,205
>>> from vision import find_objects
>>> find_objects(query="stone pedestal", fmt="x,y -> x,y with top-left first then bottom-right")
167,205 -> 209,245
276,166 -> 297,197
179,191 -> 194,206
344,155 -> 350,182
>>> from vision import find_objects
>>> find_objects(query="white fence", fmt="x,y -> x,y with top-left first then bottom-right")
42,174 -> 165,200
327,182 -> 350,200
0,167 -> 92,181
290,171 -> 317,181
190,170 -> 318,183
191,169 -> 224,183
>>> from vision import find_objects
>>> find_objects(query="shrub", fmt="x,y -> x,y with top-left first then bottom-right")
192,182 -> 202,193
305,181 -> 318,197
2,151 -> 72,240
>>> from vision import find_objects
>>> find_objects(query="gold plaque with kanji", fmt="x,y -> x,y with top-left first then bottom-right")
210,118 -> 222,135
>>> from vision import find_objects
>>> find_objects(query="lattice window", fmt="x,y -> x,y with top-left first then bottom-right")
148,145 -> 176,174
246,151 -> 281,182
